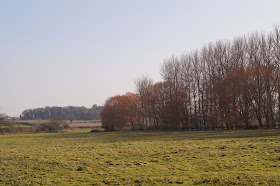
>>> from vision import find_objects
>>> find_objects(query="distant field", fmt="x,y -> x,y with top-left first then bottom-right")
69,122 -> 101,129
16,120 -> 101,128
0,130 -> 280,185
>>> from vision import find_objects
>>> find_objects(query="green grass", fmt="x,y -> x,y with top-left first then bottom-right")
0,130 -> 280,185
17,120 -> 100,124
15,124 -> 32,128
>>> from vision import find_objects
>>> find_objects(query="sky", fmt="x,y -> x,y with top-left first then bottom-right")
1,0 -> 280,117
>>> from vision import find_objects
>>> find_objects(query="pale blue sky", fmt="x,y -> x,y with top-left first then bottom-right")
1,0 -> 280,116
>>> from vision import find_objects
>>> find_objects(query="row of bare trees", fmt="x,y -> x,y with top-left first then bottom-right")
102,26 -> 280,131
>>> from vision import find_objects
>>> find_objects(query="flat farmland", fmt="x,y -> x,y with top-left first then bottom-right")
15,120 -> 102,129
69,122 -> 101,129
0,130 -> 280,185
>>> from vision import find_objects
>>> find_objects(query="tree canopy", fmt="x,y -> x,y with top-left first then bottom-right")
20,105 -> 102,120
102,26 -> 280,131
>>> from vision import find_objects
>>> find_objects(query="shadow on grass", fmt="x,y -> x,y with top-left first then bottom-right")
63,129 -> 280,142
3,129 -> 280,143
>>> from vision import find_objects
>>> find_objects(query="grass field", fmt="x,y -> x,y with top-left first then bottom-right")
0,129 -> 280,185
16,120 -> 101,124
15,120 -> 102,129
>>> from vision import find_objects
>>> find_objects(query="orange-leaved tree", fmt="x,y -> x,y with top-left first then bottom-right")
101,93 -> 139,131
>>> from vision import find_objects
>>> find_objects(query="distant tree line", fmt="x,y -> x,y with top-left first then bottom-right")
20,105 -> 102,121
0,112 -> 69,134
102,26 -> 280,131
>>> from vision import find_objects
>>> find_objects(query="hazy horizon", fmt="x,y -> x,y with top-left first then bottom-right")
1,0 -> 280,117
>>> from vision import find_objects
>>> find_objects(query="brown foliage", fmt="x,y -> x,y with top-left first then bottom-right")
101,93 -> 139,131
